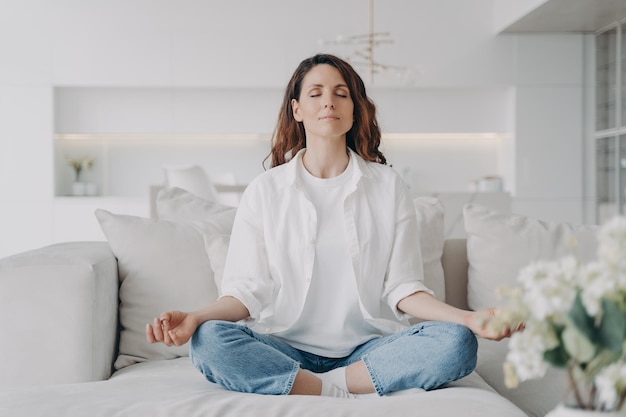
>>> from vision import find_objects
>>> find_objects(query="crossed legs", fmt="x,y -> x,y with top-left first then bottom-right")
189,320 -> 477,396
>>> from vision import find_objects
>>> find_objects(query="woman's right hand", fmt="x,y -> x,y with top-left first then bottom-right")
146,310 -> 199,347
146,297 -> 250,347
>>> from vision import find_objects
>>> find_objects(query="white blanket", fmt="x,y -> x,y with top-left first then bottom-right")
0,358 -> 526,417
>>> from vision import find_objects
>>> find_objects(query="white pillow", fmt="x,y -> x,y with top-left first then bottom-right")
156,187 -> 237,295
163,165 -> 219,202
156,186 -> 234,222
464,204 -> 599,310
413,196 -> 446,301
205,234 -> 230,294
96,189 -> 237,370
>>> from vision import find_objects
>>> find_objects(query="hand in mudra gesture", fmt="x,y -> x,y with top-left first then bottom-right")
146,297 -> 250,347
466,308 -> 525,341
146,310 -> 199,347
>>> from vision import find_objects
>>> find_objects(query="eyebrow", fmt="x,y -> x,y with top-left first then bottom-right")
306,83 -> 349,89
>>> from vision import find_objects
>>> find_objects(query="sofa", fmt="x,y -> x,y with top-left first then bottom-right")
0,188 -> 600,417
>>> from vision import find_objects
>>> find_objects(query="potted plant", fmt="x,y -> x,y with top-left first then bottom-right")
67,156 -> 94,196
486,216 -> 626,415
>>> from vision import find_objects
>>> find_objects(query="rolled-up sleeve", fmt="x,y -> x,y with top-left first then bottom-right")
382,179 -> 434,320
219,184 -> 274,324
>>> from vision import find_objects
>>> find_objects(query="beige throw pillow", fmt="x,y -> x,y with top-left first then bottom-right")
95,190 -> 237,370
464,204 -> 599,311
413,197 -> 446,301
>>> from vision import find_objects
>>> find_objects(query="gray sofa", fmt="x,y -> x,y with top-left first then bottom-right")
1,193 -> 589,417
0,239 -> 562,417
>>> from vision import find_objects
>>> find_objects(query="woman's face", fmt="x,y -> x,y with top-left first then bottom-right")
291,64 -> 354,144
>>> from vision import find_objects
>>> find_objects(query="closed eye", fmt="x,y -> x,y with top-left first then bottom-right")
335,87 -> 349,98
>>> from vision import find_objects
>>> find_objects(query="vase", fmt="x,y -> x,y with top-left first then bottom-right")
546,404 -> 623,416
84,182 -> 98,196
71,182 -> 86,196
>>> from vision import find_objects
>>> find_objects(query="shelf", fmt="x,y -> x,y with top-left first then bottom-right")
54,133 -> 272,143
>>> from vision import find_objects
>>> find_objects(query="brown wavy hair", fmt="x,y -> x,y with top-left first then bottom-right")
264,54 -> 386,168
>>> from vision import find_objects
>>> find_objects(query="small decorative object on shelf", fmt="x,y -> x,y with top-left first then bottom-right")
484,216 -> 626,414
67,156 -> 96,196
468,175 -> 504,192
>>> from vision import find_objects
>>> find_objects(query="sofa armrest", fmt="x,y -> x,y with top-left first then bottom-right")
0,242 -> 118,388
441,239 -> 469,310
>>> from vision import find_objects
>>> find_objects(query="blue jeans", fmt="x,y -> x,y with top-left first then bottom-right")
189,320 -> 477,396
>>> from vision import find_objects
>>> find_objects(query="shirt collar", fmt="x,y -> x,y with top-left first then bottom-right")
280,147 -> 374,190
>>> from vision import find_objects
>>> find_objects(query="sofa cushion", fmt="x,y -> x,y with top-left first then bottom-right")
464,203 -> 599,311
0,242 -> 118,387
95,193 -> 236,370
441,239 -> 469,310
0,357 -> 527,417
413,196 -> 446,301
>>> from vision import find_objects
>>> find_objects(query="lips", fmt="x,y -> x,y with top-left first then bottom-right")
319,115 -> 340,120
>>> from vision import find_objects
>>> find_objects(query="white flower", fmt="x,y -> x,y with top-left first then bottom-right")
499,215 -> 626,411
486,286 -> 528,335
595,361 -> 626,411
505,322 -> 557,383
578,261 -> 613,317
598,216 -> 626,272
66,156 -> 95,182
81,157 -> 94,170
517,258 -> 577,322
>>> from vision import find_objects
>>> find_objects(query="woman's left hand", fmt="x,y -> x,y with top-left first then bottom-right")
397,292 -> 524,341
464,308 -> 524,341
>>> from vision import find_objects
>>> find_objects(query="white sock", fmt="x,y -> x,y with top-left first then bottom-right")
318,367 -> 380,398
318,367 -> 349,391
320,381 -> 356,398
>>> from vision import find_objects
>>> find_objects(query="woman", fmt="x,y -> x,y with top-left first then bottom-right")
147,54 -> 514,398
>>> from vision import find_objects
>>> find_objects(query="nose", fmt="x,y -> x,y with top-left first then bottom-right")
324,102 -> 335,109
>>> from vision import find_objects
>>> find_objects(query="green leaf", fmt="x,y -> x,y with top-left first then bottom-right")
544,344 -> 569,367
598,298 -> 626,353
585,349 -> 622,380
569,293 -> 596,342
562,325 -> 596,363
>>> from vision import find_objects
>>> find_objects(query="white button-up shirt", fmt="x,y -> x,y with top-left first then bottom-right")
220,149 -> 433,336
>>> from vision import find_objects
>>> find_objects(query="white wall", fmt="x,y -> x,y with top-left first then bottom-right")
511,33 -> 589,223
492,0 -> 549,33
0,0 -> 590,258
53,86 -> 513,197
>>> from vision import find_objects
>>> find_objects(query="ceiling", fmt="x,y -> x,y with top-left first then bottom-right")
502,0 -> 626,33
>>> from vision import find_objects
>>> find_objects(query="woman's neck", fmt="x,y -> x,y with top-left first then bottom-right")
302,139 -> 349,179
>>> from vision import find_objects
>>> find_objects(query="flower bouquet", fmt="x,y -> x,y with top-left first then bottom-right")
66,156 -> 96,196
487,217 -> 626,412
67,156 -> 94,182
